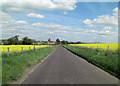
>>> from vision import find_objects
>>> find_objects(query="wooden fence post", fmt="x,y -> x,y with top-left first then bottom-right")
34,45 -> 35,51
105,46 -> 109,56
96,46 -> 99,52
108,46 -> 109,50
21,47 -> 23,53
8,47 -> 9,54
97,46 -> 98,48
29,46 -> 31,51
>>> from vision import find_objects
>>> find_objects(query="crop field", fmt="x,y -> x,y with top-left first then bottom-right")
70,43 -> 119,51
1,45 -> 50,54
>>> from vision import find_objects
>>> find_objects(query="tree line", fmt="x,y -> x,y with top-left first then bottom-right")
1,35 -> 36,45
0,35 -> 83,45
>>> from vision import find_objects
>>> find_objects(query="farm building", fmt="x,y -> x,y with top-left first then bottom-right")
48,41 -> 56,45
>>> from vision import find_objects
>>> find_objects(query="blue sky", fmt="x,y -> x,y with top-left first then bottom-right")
1,1 -> 119,43
10,2 -> 117,28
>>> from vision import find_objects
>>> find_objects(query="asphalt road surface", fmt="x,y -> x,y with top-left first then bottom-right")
22,45 -> 118,84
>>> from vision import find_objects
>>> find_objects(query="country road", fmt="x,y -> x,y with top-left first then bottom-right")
22,45 -> 118,84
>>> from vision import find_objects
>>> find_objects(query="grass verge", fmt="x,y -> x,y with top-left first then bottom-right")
63,45 -> 119,79
0,55 -> 2,85
2,45 -> 57,84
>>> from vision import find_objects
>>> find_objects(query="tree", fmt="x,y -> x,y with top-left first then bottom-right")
7,38 -> 14,45
7,35 -> 19,45
22,37 -> 32,45
31,39 -> 36,43
61,40 -> 65,44
14,35 -> 19,41
61,40 -> 68,45
48,38 -> 51,42
76,41 -> 82,44
13,35 -> 19,45
56,38 -> 60,45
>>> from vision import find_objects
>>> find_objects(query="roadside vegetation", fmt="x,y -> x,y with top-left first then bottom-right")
2,45 -> 57,84
0,56 -> 1,85
63,45 -> 119,79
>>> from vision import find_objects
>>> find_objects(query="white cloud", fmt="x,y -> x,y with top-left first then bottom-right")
98,35 -> 106,38
83,19 -> 92,25
0,11 -> 15,23
83,19 -> 95,27
1,11 -> 118,42
1,0 -> 77,13
113,7 -> 118,15
32,23 -> 74,31
84,29 -> 98,33
89,24 -> 95,27
89,30 -> 97,32
16,21 -> 27,24
103,26 -> 112,30
54,30 -> 67,33
27,13 -> 44,19
46,31 -> 54,34
106,30 -> 110,33
63,31 -> 67,33
32,23 -> 61,27
73,32 -> 80,35
7,29 -> 16,31
93,14 -> 117,26
83,7 -> 118,42
97,31 -> 116,36
83,7 -> 118,27
1,11 -> 33,39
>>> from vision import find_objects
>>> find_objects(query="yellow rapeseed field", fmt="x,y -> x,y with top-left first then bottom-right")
70,43 -> 118,51
1,45 -> 50,54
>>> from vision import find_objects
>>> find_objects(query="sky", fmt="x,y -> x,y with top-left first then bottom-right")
0,0 -> 119,43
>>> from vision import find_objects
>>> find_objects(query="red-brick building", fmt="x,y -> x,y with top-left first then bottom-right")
48,41 -> 56,45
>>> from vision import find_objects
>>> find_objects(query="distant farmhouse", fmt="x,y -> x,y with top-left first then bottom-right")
32,41 -> 56,45
32,41 -> 53,45
32,41 -> 48,45
48,41 -> 56,45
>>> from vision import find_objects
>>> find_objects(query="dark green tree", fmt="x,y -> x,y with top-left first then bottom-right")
61,40 -> 68,45
7,35 -> 19,45
56,38 -> 60,45
7,38 -> 14,45
61,40 -> 65,44
48,38 -> 51,42
22,37 -> 32,45
13,35 -> 19,45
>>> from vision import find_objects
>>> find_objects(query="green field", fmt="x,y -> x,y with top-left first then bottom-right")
2,46 -> 56,84
63,45 -> 119,79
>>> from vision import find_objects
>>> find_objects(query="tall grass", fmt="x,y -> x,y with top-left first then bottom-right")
0,56 -> 2,85
63,45 -> 119,79
2,46 -> 56,84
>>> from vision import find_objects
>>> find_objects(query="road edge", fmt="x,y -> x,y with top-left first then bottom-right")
62,45 -> 119,82
10,46 -> 58,84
